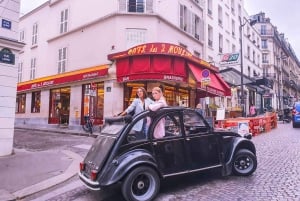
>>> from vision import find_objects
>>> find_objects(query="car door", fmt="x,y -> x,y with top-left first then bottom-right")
182,110 -> 222,170
151,112 -> 188,176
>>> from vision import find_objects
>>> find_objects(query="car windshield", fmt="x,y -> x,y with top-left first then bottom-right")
101,116 -> 131,135
101,123 -> 125,135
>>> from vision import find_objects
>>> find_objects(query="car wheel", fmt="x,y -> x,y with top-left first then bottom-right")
232,149 -> 257,176
122,166 -> 160,201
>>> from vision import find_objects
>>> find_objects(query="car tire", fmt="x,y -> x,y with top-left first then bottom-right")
232,149 -> 257,176
122,166 -> 160,201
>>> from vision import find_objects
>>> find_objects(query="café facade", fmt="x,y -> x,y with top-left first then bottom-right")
15,43 -> 231,129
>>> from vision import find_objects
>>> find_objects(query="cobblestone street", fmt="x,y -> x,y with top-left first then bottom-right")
16,123 -> 300,201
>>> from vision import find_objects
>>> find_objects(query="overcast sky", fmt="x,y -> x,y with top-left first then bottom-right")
20,0 -> 300,58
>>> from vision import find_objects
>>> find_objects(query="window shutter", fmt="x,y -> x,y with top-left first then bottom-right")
146,0 -> 153,13
119,0 -> 126,12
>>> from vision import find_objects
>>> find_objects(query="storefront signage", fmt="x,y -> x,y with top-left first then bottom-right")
108,43 -> 219,72
127,43 -> 193,58
119,74 -> 186,83
1,19 -> 11,29
220,53 -> 240,65
198,84 -> 226,96
0,48 -> 15,64
17,65 -> 108,92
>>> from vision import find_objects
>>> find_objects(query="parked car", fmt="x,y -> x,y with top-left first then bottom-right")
79,107 -> 257,201
292,102 -> 300,128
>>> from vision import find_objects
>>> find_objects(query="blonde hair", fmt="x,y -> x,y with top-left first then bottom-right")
152,86 -> 166,101
152,86 -> 162,94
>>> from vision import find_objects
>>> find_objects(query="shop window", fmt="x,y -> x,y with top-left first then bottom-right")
82,82 -> 105,124
49,87 -> 70,124
16,94 -> 26,113
31,91 -> 41,113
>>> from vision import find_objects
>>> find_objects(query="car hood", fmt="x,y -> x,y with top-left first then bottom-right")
83,135 -> 116,175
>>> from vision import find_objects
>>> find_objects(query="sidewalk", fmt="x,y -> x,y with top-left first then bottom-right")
0,126 -> 89,201
15,124 -> 100,137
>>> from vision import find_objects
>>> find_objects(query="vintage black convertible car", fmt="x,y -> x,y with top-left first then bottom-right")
79,107 -> 257,201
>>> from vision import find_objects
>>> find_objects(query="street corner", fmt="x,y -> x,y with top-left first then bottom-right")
11,149 -> 83,199
0,189 -> 15,201
0,149 -> 82,200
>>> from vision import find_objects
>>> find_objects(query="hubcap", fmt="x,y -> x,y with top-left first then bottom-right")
235,156 -> 252,171
137,181 -> 145,189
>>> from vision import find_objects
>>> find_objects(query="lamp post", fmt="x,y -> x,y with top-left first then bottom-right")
276,57 -> 282,112
239,17 -> 257,117
239,17 -> 245,117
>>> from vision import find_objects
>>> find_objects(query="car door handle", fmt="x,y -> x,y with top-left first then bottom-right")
186,137 -> 190,141
153,142 -> 157,145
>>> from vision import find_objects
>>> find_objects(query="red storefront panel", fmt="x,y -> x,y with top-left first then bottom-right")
17,65 -> 108,92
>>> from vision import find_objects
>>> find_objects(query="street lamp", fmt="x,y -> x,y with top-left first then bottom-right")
276,56 -> 282,112
239,16 -> 257,117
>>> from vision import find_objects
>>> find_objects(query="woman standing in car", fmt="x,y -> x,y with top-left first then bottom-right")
119,87 -> 153,133
149,87 -> 168,138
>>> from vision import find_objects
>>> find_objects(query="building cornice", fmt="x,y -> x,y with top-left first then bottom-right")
0,37 -> 25,51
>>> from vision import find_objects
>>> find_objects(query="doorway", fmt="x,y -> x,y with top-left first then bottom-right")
49,87 -> 71,124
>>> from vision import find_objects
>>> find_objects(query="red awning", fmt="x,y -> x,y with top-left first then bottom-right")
188,62 -> 231,97
116,55 -> 187,83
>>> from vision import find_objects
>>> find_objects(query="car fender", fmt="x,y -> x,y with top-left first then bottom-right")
99,149 -> 158,186
222,138 -> 256,176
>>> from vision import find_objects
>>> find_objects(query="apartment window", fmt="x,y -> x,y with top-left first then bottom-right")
19,30 -> 25,42
126,28 -> 146,48
30,58 -> 36,80
18,62 -> 23,82
247,46 -> 250,59
248,66 -> 250,77
262,53 -> 268,63
218,6 -> 223,25
208,25 -> 213,47
194,51 -> 200,58
261,39 -> 268,49
128,0 -> 145,13
231,0 -> 235,14
261,25 -> 267,35
60,9 -> 68,34
218,34 -> 223,53
179,4 -> 203,40
231,19 -> 235,37
207,0 -> 212,15
225,13 -> 230,31
180,5 -> 187,31
16,94 -> 26,113
119,0 -> 153,13
179,43 -> 187,49
32,23 -> 38,45
31,91 -> 41,113
253,51 -> 256,63
232,44 -> 236,53
58,47 -> 67,73
238,4 -> 241,17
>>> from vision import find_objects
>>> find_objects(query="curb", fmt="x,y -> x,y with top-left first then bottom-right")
14,126 -> 99,138
11,150 -> 83,200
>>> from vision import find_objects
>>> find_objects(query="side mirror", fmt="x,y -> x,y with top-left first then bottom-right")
244,133 -> 252,140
